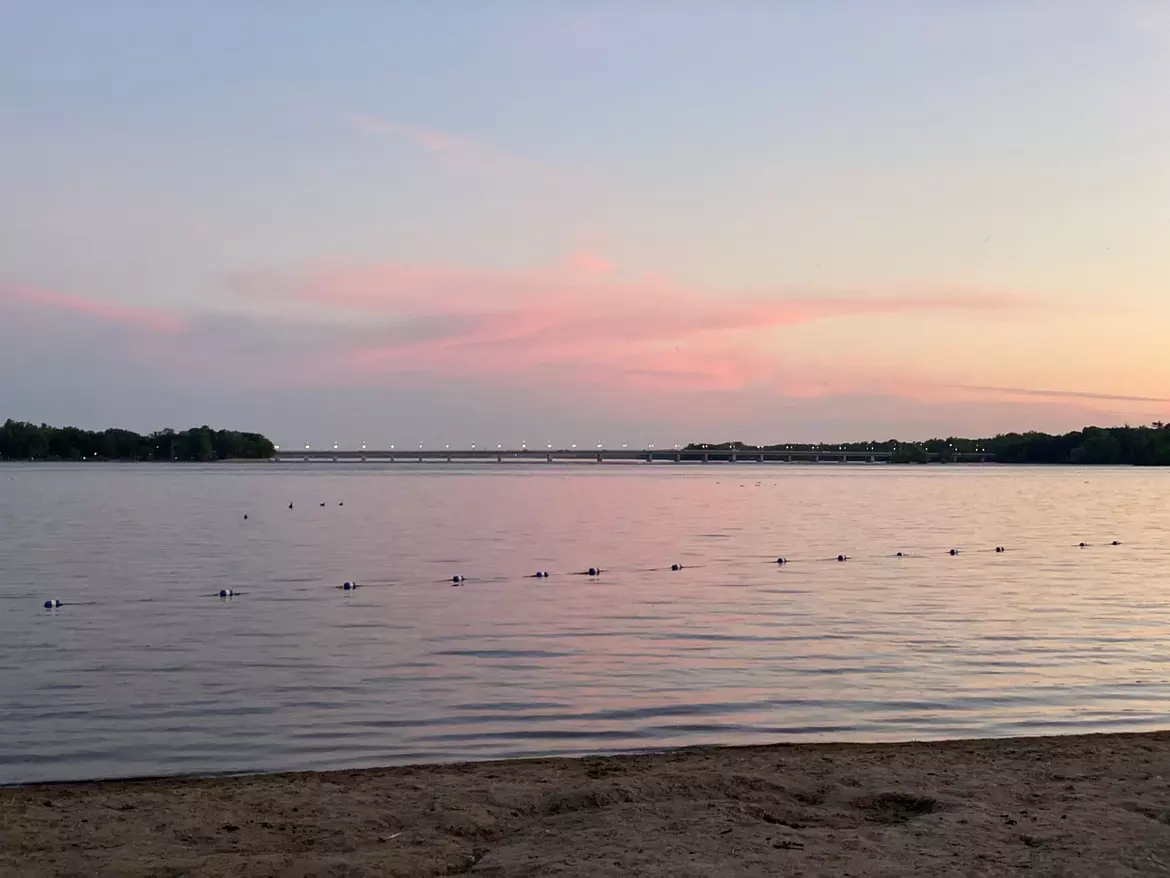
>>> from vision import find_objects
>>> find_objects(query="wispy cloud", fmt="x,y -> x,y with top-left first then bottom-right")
225,255 -> 1022,395
955,384 -> 1170,405
344,114 -> 581,185
0,283 -> 184,333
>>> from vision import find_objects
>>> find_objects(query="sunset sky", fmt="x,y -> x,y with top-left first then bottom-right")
1,2 -> 1167,447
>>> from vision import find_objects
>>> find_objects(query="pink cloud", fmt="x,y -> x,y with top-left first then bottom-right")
563,250 -> 613,276
226,257 -> 1021,398
0,283 -> 183,333
344,114 -> 587,188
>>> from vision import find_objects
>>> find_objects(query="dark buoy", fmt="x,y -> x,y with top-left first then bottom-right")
320,502 -> 326,507
43,599 -> 61,609
996,546 -> 1006,553
896,552 -> 905,557
452,574 -> 465,584
244,514 -> 248,520
218,588 -> 233,598
776,557 -> 787,565
342,581 -> 356,590
671,563 -> 682,571
949,549 -> 959,556
535,571 -> 547,578
837,554 -> 847,562
288,502 -> 293,509
587,567 -> 600,576
339,501 -> 343,507
1079,542 -> 1088,548
1112,540 -> 1121,546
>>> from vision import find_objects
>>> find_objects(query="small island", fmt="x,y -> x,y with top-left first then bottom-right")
0,420 -> 274,462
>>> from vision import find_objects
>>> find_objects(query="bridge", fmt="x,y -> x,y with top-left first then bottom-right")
271,447 -> 994,464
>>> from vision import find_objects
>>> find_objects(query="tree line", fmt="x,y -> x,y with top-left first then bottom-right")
0,420 -> 275,462
685,423 -> 1170,465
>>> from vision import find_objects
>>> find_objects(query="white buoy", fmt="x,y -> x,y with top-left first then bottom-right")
452,575 -> 465,584
342,581 -> 356,590
219,588 -> 233,598
43,599 -> 61,609
587,567 -> 599,576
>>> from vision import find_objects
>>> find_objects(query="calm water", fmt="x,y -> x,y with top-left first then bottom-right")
2,463 -> 1169,785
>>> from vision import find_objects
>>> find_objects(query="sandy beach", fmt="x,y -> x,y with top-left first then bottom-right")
4,732 -> 1170,876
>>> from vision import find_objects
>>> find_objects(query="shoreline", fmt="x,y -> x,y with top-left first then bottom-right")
5,731 -> 1170,876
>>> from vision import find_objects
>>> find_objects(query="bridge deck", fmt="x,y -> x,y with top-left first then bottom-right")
272,449 -> 993,464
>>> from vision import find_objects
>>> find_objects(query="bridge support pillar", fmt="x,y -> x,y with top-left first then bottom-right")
702,453 -> 709,463
547,453 -> 552,462
674,452 -> 681,463
758,453 -> 764,462
596,452 -> 602,463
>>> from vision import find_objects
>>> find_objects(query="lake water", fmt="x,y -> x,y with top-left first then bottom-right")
2,462 -> 1169,785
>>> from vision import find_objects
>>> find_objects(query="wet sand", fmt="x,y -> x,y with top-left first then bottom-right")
4,732 -> 1170,876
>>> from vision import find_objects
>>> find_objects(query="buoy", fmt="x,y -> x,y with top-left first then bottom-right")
776,557 -> 787,565
342,581 -> 356,590
896,552 -> 905,557
288,503 -> 293,509
949,549 -> 959,556
671,563 -> 681,571
244,514 -> 248,520
339,502 -> 343,507
1111,540 -> 1121,546
1079,542 -> 1088,548
996,546 -> 1005,553
218,588 -> 233,598
320,502 -> 325,507
837,554 -> 847,562
43,599 -> 61,609
452,575 -> 465,584
587,567 -> 600,576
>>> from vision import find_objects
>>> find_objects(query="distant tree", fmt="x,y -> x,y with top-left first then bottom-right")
0,420 -> 274,461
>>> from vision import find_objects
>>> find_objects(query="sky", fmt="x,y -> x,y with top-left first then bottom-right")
1,1 -> 1168,448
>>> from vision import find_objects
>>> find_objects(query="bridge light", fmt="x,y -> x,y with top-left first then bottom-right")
471,443 -> 476,449
274,445 -> 280,451
305,444 -> 310,450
